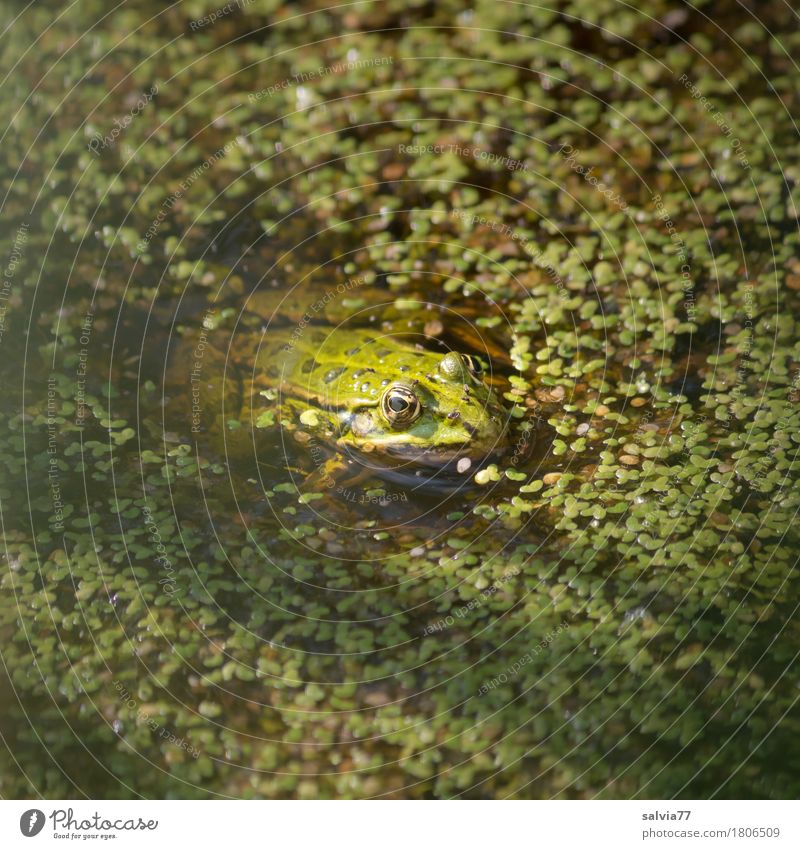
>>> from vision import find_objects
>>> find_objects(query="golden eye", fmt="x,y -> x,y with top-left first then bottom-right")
380,383 -> 422,428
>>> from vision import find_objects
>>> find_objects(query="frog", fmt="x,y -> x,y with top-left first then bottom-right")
166,318 -> 510,489
253,326 -> 509,471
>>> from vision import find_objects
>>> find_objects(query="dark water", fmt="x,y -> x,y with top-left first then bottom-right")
1,0 -> 799,800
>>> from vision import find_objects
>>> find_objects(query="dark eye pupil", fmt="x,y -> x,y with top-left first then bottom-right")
389,396 -> 409,412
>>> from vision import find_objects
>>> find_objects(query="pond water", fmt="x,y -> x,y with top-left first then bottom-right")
1,0 -> 799,799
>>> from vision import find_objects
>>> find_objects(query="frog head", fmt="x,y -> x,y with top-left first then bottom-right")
336,348 -> 508,466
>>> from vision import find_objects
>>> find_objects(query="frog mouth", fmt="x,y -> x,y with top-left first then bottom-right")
337,442 -> 508,494
342,439 -> 508,472
391,443 -> 499,465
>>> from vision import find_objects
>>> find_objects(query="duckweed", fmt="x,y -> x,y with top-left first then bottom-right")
0,0 -> 799,802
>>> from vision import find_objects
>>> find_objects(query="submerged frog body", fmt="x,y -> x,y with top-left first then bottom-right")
255,327 -> 508,468
166,314 -> 512,491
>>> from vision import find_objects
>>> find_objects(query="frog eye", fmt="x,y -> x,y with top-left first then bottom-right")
380,383 -> 422,428
462,355 -> 485,382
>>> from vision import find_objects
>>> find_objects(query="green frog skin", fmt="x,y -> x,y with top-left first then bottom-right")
252,327 -> 508,468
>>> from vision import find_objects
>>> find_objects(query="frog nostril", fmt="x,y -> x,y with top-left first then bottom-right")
438,351 -> 464,380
